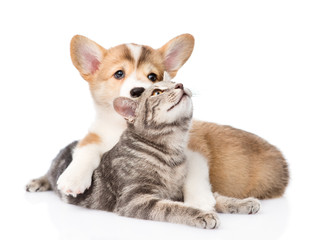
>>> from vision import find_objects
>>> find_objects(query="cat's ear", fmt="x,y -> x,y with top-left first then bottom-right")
163,72 -> 172,82
113,97 -> 138,123
70,35 -> 107,82
158,34 -> 195,78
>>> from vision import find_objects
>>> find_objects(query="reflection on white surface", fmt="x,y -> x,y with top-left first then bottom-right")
22,191 -> 290,240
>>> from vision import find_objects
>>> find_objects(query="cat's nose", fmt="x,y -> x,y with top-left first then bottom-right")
130,87 -> 145,98
175,83 -> 184,90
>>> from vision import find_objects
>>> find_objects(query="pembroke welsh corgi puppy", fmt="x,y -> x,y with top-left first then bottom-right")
57,34 -> 199,194
34,35 -> 288,213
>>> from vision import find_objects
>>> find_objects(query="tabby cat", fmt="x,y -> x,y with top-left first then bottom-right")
26,81 -> 260,229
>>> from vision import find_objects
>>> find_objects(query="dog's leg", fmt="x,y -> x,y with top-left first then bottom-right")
214,192 -> 261,214
57,132 -> 103,197
183,149 -> 216,212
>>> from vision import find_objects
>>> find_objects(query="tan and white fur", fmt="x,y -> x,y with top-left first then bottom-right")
56,34 -> 217,211
56,34 -> 288,212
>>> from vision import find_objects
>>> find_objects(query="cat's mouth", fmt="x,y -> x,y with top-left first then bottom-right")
167,92 -> 188,111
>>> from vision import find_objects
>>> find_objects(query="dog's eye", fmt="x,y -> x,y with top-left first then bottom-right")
148,73 -> 157,82
114,70 -> 125,80
151,89 -> 164,96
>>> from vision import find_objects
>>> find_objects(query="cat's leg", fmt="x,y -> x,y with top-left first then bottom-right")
26,141 -> 78,193
183,149 -> 216,211
57,133 -> 103,197
214,192 -> 261,214
26,175 -> 51,192
116,194 -> 220,229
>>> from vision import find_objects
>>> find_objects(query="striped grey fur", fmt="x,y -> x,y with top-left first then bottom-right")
26,81 -> 219,229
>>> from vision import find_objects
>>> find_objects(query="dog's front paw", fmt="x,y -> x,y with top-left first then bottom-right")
57,166 -> 92,197
185,201 -> 215,212
194,211 -> 220,229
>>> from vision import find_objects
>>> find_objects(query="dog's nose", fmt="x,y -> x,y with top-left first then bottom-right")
175,83 -> 184,90
130,87 -> 145,98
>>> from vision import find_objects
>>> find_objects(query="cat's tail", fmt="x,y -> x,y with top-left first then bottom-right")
26,175 -> 51,192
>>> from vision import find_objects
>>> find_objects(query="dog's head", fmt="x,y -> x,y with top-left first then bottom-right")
70,34 -> 194,107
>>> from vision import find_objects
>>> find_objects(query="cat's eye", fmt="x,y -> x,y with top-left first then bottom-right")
151,89 -> 164,96
114,70 -> 125,80
148,73 -> 157,82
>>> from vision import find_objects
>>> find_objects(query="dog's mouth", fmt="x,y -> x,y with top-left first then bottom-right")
167,92 -> 188,111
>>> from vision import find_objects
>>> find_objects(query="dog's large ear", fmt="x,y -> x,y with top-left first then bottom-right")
113,97 -> 138,123
159,34 -> 195,78
70,35 -> 106,81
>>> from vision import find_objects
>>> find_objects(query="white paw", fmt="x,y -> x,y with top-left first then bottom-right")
57,166 -> 92,197
185,200 -> 215,212
184,194 -> 216,212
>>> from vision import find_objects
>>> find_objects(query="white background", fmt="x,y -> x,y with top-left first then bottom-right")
1,0 -> 313,239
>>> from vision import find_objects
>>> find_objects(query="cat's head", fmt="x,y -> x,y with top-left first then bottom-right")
113,80 -> 193,134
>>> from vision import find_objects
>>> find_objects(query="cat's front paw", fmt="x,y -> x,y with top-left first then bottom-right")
57,166 -> 92,197
194,211 -> 220,229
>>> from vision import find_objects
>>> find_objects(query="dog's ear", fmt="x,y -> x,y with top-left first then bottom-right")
159,34 -> 195,78
113,97 -> 138,123
70,35 -> 106,81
